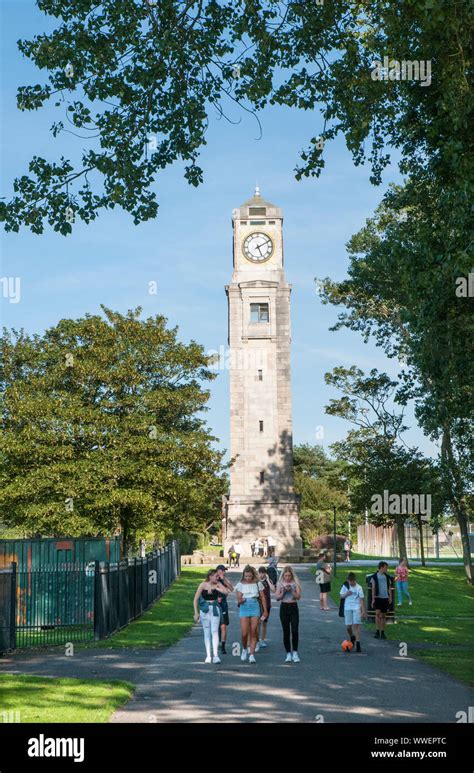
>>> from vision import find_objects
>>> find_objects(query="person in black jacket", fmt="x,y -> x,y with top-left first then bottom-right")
371,561 -> 393,639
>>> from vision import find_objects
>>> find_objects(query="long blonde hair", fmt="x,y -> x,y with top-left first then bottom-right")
241,564 -> 259,583
278,565 -> 300,587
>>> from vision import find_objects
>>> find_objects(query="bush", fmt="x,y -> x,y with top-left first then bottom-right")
311,534 -> 347,554
191,531 -> 206,551
173,529 -> 207,554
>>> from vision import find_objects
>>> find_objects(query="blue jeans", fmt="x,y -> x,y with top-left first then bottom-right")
396,581 -> 411,603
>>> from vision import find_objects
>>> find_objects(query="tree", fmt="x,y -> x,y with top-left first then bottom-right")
293,443 -> 351,545
1,0 -> 470,233
324,366 -> 448,561
0,306 -> 228,551
333,431 -> 446,564
320,177 -> 474,582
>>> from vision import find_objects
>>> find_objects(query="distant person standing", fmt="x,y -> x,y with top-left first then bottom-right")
254,537 -> 262,557
343,538 -> 352,563
234,542 -> 242,567
395,558 -> 412,606
339,572 -> 366,653
228,544 -> 237,568
315,552 -> 332,611
371,561 -> 393,639
267,534 -> 276,557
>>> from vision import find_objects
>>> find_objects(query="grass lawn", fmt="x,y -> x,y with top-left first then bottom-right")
0,674 -> 134,723
327,563 -> 474,687
82,566 -> 209,649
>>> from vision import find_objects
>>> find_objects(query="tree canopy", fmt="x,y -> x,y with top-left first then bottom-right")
0,306 -> 227,550
1,0 -> 470,233
293,443 -> 351,544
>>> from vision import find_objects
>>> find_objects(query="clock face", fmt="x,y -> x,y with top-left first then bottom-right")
242,232 -> 274,262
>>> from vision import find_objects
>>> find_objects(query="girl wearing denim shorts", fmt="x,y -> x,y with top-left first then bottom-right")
235,565 -> 268,664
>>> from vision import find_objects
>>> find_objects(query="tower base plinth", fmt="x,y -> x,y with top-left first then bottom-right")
222,495 -> 303,558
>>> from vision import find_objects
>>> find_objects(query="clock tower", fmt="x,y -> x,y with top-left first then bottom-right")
222,188 -> 303,557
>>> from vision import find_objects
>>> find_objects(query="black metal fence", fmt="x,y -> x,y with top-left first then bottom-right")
0,567 -> 16,654
0,541 -> 180,654
94,541 -> 180,640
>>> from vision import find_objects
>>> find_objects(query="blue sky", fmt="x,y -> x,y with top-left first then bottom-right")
0,1 -> 438,461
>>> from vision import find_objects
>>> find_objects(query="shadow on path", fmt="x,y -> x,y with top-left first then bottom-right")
110,566 -> 474,723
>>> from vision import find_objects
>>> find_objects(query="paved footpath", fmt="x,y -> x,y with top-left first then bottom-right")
1,565 -> 471,723
109,565 -> 473,723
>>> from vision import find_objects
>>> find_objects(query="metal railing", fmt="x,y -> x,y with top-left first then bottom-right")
0,540 -> 180,653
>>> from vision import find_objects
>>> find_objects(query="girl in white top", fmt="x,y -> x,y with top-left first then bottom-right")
235,565 -> 268,663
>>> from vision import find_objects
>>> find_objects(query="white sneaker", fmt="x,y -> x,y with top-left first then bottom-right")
212,655 -> 221,664
248,654 -> 256,664
241,648 -> 248,662
285,653 -> 292,663
397,603 -> 402,606
205,656 -> 212,663
259,641 -> 268,648
255,642 -> 260,652
409,600 -> 412,605
292,651 -> 300,663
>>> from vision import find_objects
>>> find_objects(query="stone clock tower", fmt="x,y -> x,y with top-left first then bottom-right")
222,189 -> 303,557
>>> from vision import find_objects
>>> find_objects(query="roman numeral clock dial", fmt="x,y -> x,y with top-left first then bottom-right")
243,231 -> 274,262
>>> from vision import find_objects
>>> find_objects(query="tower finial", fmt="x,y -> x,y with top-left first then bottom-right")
254,183 -> 260,197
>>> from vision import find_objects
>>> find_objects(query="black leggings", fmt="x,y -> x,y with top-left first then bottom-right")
279,602 -> 299,652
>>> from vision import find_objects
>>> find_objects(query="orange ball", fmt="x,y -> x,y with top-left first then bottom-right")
341,639 -> 353,652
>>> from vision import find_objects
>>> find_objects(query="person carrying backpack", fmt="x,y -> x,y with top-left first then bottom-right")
267,555 -> 278,585
370,561 -> 394,640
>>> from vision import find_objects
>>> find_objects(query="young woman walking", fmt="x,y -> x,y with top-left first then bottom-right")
257,566 -> 275,649
215,564 -> 234,654
395,558 -> 412,606
235,565 -> 268,663
193,569 -> 231,664
316,551 -> 332,610
275,566 -> 302,663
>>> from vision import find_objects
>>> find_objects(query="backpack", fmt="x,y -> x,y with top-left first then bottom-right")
338,581 -> 350,617
267,566 -> 277,585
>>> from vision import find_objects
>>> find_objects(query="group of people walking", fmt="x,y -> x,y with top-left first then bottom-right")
193,563 -> 301,664
315,551 -> 413,650
194,552 -> 414,664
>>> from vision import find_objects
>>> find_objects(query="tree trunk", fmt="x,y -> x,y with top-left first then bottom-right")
441,427 -> 473,584
417,516 -> 426,566
395,515 -> 408,560
120,508 -> 131,557
455,498 -> 473,584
